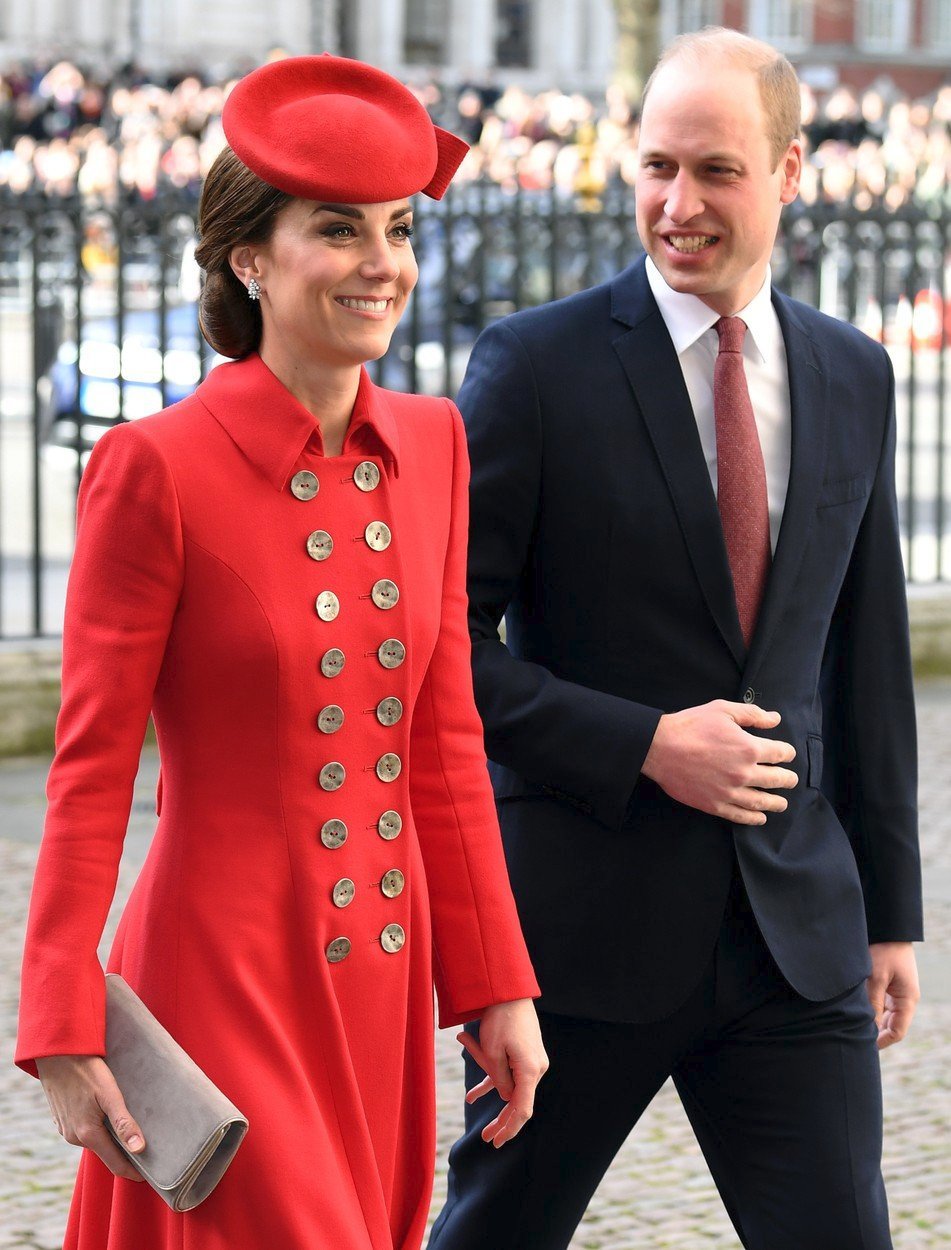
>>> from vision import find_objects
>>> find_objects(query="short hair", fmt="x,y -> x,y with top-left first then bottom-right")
641,27 -> 801,169
194,146 -> 292,359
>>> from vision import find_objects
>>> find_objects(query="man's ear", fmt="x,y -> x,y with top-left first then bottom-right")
780,138 -> 803,206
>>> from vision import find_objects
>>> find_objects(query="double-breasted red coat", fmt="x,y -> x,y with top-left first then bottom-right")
16,353 -> 539,1250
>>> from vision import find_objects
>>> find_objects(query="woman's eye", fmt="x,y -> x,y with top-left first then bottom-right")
391,223 -> 415,240
324,223 -> 356,239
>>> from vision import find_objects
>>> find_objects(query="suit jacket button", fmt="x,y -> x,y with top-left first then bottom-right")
306,530 -> 334,561
743,687 -> 756,703
320,819 -> 348,849
319,761 -> 346,791
317,705 -> 345,734
381,923 -> 405,953
320,648 -> 346,678
378,639 -> 406,669
377,810 -> 402,839
332,878 -> 355,908
381,869 -> 405,898
354,461 -> 381,492
290,471 -> 319,500
326,937 -> 351,963
376,753 -> 402,783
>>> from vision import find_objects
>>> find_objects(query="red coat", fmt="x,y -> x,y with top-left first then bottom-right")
16,353 -> 539,1250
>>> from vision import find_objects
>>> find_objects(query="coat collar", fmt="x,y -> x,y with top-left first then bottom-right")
196,353 -> 401,490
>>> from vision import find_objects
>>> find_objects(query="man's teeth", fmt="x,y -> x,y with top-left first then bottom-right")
338,298 -> 389,311
667,235 -> 717,253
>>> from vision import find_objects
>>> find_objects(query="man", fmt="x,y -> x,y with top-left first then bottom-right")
428,28 -> 922,1250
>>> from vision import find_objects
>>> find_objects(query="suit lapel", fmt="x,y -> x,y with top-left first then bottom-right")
611,263 -> 746,669
744,293 -> 830,680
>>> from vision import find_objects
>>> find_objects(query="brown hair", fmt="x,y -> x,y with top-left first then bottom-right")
194,146 -> 292,359
641,27 -> 801,169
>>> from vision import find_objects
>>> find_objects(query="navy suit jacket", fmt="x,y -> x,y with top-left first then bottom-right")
460,255 -> 922,1024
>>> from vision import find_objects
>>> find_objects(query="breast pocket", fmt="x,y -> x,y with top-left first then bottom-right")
816,475 -> 869,509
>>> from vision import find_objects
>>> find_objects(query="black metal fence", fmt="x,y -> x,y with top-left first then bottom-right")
1,184 -> 949,639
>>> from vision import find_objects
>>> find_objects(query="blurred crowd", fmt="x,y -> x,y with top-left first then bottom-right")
1,54 -> 950,211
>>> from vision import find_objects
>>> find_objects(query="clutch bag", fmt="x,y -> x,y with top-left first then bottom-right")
104,974 -> 249,1212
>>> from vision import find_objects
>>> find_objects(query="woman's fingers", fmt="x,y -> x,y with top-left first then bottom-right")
37,1054 -> 146,1181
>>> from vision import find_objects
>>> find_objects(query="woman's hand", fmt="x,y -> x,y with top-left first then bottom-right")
458,999 -> 549,1148
36,1055 -> 146,1181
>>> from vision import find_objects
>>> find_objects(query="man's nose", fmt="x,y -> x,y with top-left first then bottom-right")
664,172 -> 704,224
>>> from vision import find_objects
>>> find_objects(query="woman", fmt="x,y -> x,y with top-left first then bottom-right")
16,55 -> 545,1250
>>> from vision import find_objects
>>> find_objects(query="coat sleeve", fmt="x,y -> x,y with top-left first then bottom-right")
409,404 -> 540,1029
460,320 -> 663,831
820,351 -> 922,943
16,422 -> 184,1075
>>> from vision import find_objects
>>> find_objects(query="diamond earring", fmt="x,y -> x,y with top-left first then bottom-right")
247,278 -> 261,301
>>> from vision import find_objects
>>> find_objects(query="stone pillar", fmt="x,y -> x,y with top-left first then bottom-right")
357,0 -> 404,70
535,0 -> 583,79
447,0 -> 495,74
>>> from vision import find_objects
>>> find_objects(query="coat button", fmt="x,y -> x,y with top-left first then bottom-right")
320,819 -> 348,849
315,591 -> 340,622
365,521 -> 392,551
743,687 -> 756,704
317,705 -> 345,734
371,579 -> 399,610
377,638 -> 406,669
376,753 -> 402,783
377,810 -> 402,840
326,936 -> 351,963
380,923 -> 405,953
290,471 -> 319,501
320,648 -> 346,678
306,530 -> 334,561
381,869 -> 405,898
354,461 -> 381,492
376,697 -> 403,726
332,878 -> 355,908
319,762 -> 346,791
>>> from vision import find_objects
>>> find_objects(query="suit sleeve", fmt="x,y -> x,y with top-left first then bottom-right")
461,319 -> 662,832
16,422 -> 184,1074
821,351 -> 922,942
409,404 -> 540,1029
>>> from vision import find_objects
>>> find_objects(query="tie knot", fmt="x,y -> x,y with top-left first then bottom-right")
715,316 -> 747,355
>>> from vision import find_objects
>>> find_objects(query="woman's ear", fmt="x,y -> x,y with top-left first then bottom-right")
228,244 -> 261,291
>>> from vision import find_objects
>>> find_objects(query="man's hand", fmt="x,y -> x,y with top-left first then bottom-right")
459,1000 -> 549,1148
867,942 -> 920,1049
641,700 -> 798,825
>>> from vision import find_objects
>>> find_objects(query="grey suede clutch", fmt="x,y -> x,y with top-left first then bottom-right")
104,974 -> 249,1212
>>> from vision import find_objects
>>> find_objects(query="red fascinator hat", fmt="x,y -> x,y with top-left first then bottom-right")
222,54 -> 469,202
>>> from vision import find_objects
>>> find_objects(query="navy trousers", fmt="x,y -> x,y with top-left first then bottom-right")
428,872 -> 891,1250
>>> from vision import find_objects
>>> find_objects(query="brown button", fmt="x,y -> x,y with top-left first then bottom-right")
380,923 -> 405,953
365,521 -> 392,551
376,697 -> 403,726
332,878 -> 355,908
320,819 -> 348,849
315,591 -> 340,622
318,761 -> 346,791
381,869 -> 405,898
317,705 -> 345,734
320,648 -> 345,678
378,810 -> 402,840
371,579 -> 399,610
376,753 -> 402,783
354,461 -> 381,492
377,638 -> 406,669
291,471 -> 319,501
326,936 -> 351,963
306,530 -> 334,561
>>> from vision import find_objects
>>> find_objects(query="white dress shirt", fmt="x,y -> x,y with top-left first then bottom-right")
645,256 -> 791,553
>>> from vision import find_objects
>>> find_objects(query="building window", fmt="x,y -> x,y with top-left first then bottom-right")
748,0 -> 810,47
672,0 -> 723,33
404,0 -> 449,64
857,0 -> 912,49
928,0 -> 951,46
496,0 -> 533,67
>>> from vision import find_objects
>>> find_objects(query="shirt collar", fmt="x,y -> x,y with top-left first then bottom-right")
196,353 -> 401,490
645,255 -> 775,364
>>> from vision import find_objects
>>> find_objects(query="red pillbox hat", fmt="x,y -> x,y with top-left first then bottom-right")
222,54 -> 469,203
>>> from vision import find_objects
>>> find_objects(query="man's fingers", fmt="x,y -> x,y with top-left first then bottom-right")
751,764 -> 799,791
722,703 -> 782,729
465,1075 -> 496,1104
746,735 -> 797,766
458,1032 -> 514,1100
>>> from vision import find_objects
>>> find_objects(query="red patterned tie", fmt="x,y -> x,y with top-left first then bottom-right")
713,316 -> 771,648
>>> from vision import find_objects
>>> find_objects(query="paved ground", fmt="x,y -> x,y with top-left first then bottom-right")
2,683 -> 950,1248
